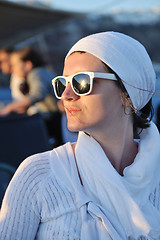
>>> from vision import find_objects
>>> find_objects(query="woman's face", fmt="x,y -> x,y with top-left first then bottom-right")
62,52 -> 125,135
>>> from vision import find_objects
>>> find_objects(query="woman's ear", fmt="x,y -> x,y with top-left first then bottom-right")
120,92 -> 133,114
125,93 -> 132,107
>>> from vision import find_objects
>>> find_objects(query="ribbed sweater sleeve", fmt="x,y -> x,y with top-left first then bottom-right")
0,151 -> 51,240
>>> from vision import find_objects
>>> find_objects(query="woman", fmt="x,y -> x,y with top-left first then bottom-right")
0,31 -> 160,239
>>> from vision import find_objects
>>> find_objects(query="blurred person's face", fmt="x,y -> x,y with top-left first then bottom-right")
10,53 -> 32,78
0,51 -> 11,74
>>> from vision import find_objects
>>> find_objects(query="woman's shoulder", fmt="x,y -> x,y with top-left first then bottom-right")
10,150 -> 52,190
5,142 -> 76,202
18,150 -> 51,171
2,143 -> 75,207
15,142 -> 74,182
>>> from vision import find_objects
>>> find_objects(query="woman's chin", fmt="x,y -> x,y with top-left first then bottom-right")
67,121 -> 83,133
67,125 -> 79,133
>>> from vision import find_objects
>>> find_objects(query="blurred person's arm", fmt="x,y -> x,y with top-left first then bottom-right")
0,96 -> 30,116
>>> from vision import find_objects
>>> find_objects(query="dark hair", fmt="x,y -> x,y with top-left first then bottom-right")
104,64 -> 154,137
14,47 -> 45,68
156,104 -> 160,132
0,46 -> 14,54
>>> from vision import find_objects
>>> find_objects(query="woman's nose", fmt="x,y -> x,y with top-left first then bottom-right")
61,82 -> 79,101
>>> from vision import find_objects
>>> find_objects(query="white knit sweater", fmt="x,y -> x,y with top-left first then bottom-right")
0,125 -> 160,239
0,143 -> 82,240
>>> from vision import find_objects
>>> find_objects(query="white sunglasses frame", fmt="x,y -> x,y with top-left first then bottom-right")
52,71 -> 117,99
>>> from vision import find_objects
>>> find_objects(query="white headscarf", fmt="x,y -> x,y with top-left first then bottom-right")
65,31 -> 156,111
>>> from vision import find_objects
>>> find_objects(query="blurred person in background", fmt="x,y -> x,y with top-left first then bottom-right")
0,46 -> 62,144
0,31 -> 160,239
0,47 -> 13,75
0,46 -> 27,99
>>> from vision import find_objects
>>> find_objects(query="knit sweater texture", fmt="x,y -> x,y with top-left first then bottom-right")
0,143 -> 81,240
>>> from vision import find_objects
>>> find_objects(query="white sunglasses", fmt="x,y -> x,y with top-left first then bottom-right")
52,71 -> 117,99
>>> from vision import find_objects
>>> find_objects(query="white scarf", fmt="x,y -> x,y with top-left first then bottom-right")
53,122 -> 160,239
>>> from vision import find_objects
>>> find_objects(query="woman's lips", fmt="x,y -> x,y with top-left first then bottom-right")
64,106 -> 81,115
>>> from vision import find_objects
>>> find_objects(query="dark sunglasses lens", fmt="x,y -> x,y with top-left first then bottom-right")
55,78 -> 66,97
73,74 -> 90,94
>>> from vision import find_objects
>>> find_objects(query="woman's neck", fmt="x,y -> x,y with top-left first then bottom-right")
88,121 -> 138,176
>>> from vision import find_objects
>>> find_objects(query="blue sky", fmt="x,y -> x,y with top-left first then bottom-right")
45,0 -> 160,13
9,0 -> 160,13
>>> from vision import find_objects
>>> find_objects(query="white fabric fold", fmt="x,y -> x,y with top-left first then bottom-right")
52,122 -> 160,239
74,122 -> 160,239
